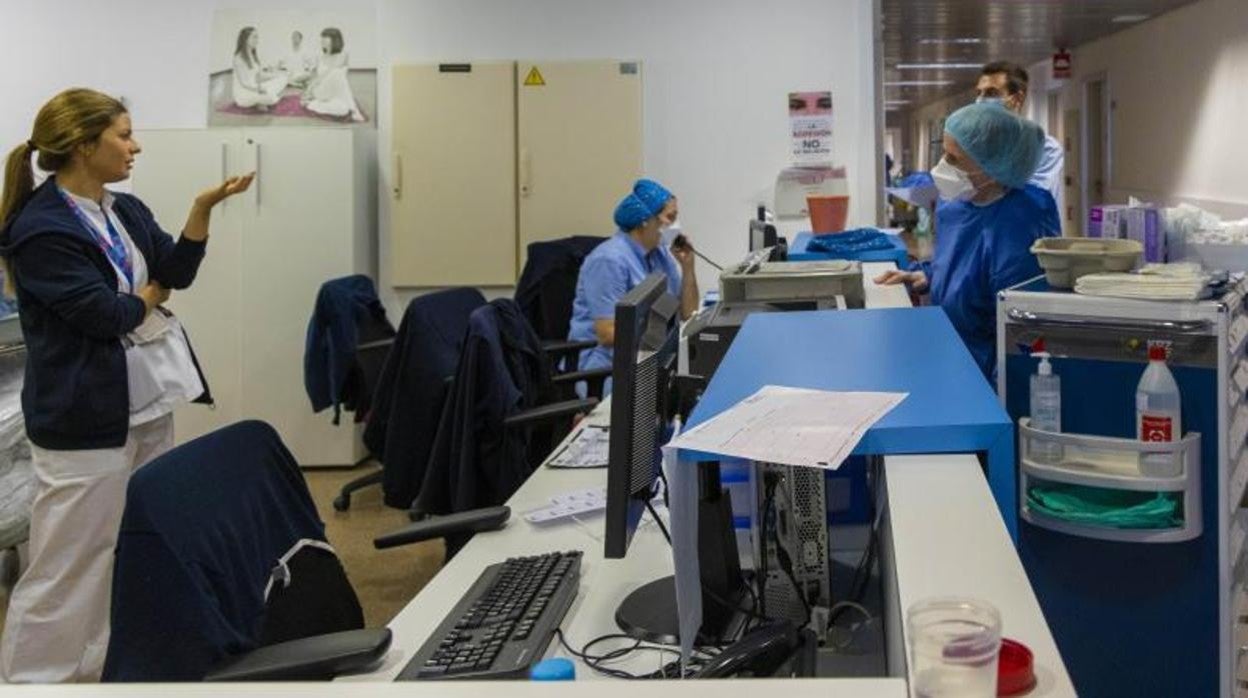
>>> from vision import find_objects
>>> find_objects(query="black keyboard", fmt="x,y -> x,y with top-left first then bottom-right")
397,550 -> 582,680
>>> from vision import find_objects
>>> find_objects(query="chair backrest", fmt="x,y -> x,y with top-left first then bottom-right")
305,274 -> 393,420
414,299 -> 555,524
365,287 -> 488,509
515,236 -> 606,342
103,421 -> 360,682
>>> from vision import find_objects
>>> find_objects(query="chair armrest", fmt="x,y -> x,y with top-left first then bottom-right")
551,367 -> 612,386
503,398 -> 598,428
204,628 -> 392,681
542,339 -> 597,357
374,505 -> 511,550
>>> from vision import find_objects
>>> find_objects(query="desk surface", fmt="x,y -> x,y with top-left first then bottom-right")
684,307 -> 1011,456
340,400 -> 1068,694
886,455 -> 1075,697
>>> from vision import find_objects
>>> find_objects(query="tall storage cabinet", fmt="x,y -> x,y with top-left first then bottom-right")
130,127 -> 376,467
389,60 -> 642,287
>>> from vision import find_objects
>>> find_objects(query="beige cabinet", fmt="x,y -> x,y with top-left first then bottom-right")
517,60 -> 643,268
390,60 -> 642,287
390,63 -> 517,287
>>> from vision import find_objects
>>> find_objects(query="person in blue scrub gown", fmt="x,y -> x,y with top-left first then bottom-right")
568,179 -> 699,378
876,102 -> 1060,382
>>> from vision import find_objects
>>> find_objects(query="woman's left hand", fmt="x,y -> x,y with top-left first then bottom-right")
670,236 -> 696,271
195,173 -> 256,210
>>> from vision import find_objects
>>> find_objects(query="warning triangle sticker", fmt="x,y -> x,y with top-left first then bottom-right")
523,66 -> 546,86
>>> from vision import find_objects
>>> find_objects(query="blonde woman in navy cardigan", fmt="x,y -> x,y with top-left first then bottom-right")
0,88 -> 252,682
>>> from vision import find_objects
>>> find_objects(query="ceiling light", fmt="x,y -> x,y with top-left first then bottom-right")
884,80 -> 956,87
1111,14 -> 1149,23
919,38 -> 986,45
896,63 -> 983,70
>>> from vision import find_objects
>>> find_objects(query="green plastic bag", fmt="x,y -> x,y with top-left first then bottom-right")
1027,482 -> 1181,529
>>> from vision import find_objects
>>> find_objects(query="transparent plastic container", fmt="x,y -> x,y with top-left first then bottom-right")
908,597 -> 1001,698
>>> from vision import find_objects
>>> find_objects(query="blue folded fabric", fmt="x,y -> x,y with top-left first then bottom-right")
807,228 -> 895,255
898,172 -> 934,189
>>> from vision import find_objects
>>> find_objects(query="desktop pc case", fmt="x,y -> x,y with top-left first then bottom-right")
752,463 -> 831,624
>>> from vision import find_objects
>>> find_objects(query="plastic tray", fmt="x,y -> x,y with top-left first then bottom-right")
1030,238 -> 1142,289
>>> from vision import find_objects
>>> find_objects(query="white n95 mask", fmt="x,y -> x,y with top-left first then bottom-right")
660,221 -> 682,248
976,96 -> 1005,107
931,157 -> 976,202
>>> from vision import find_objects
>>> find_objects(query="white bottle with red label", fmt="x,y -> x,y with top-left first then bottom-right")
1136,344 -> 1182,477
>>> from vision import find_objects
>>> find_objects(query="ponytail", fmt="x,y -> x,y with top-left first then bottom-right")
0,141 -> 36,298
0,141 -> 35,230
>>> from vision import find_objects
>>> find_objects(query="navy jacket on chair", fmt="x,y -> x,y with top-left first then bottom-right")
413,299 -> 551,527
515,236 -> 606,342
103,421 -> 359,682
363,288 -> 486,509
304,275 -> 392,424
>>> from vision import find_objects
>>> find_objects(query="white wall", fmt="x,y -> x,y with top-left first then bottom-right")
376,0 -> 882,314
1,0 -> 881,320
1029,0 -> 1248,221
0,0 -> 375,150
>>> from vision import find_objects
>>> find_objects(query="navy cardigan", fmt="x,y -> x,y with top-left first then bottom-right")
0,179 -> 211,450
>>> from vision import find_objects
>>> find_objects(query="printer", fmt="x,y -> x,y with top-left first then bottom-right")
683,249 -> 863,378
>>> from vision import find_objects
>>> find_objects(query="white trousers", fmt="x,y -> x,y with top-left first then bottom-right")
0,415 -> 174,683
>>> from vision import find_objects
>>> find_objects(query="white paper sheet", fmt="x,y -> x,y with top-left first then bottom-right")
663,418 -> 702,672
666,385 -> 908,470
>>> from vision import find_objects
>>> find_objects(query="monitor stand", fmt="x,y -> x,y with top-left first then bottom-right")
615,463 -> 745,646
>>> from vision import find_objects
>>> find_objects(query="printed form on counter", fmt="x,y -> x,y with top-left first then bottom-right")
665,385 -> 907,470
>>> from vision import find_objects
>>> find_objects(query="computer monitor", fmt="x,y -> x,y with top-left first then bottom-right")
604,272 -> 745,645
604,272 -> 679,559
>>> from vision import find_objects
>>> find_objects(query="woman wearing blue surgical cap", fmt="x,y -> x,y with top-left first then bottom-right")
876,103 -> 1060,381
568,179 -> 699,376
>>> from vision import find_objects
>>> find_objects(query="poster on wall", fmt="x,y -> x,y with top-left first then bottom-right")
208,10 -> 377,127
789,91 -> 833,164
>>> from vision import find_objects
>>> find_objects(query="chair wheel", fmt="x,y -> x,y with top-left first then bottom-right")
333,494 -> 350,512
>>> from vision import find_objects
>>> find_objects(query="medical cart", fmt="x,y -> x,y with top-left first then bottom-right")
997,276 -> 1248,697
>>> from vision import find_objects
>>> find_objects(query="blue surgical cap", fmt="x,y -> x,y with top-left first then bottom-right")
944,103 -> 1044,190
613,178 -> 672,230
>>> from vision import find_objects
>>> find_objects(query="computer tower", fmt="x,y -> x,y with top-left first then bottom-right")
753,463 -> 831,624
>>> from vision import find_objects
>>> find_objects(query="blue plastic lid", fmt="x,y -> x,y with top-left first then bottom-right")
530,657 -> 576,681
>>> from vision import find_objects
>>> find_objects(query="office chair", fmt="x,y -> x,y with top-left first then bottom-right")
303,275 -> 397,511
362,288 -> 488,512
515,236 -> 606,378
331,310 -> 397,511
389,299 -> 609,555
104,421 -> 393,682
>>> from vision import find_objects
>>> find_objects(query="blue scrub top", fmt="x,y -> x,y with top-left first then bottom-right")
917,184 -> 1060,381
568,231 -> 682,373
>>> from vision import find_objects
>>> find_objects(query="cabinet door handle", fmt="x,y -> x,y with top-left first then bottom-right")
393,152 -> 402,199
220,142 -> 229,208
519,148 -> 532,198
253,141 -> 262,208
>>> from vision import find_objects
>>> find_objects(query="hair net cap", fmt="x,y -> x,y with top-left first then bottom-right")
614,178 -> 672,230
944,103 -> 1044,190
